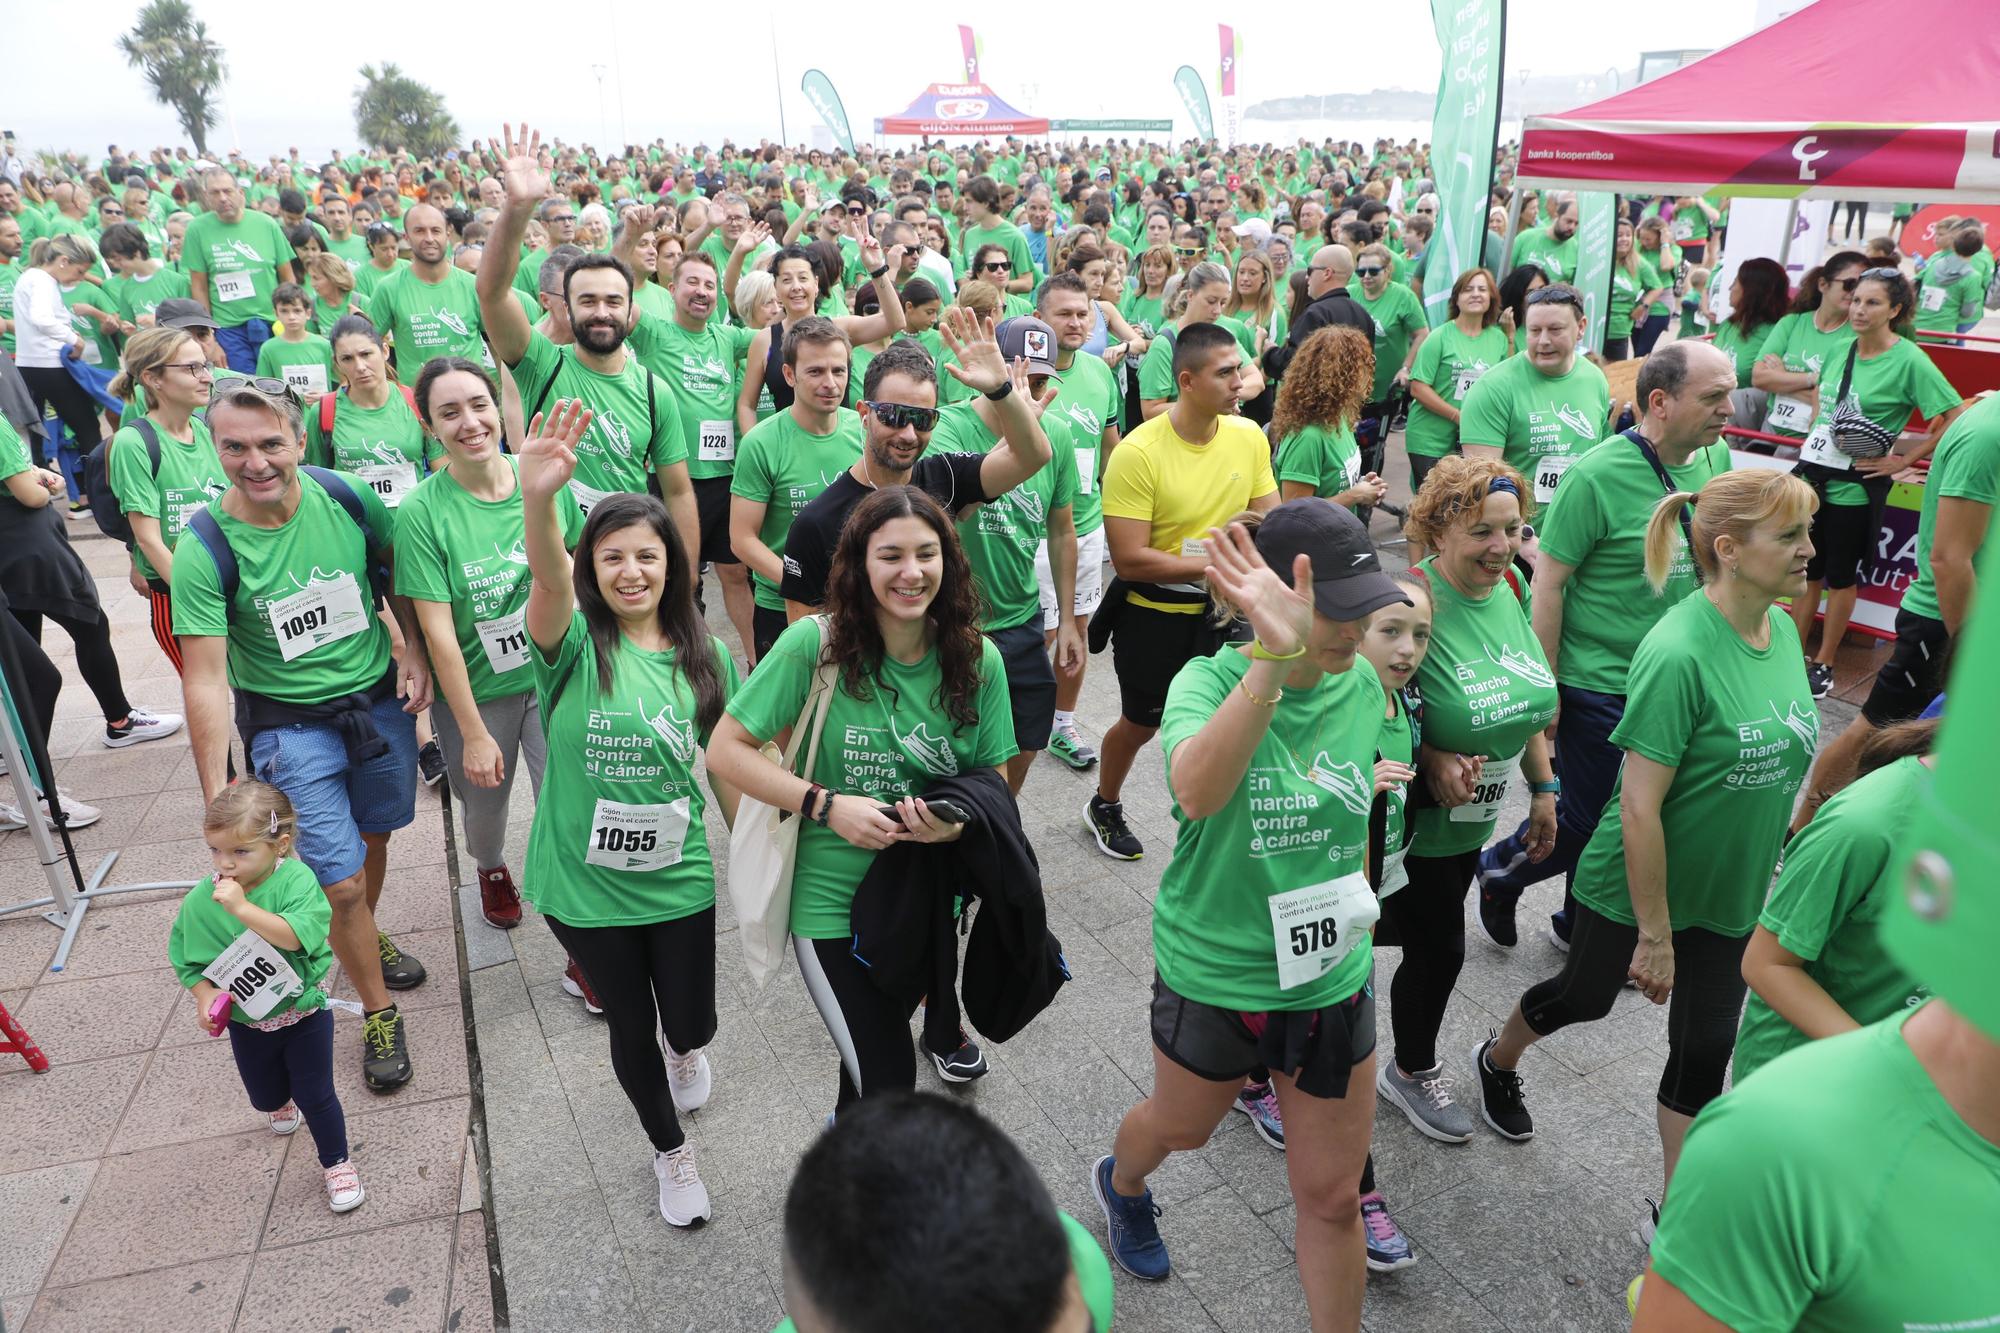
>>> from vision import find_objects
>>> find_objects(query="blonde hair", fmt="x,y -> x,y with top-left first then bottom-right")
1225,249 -> 1279,331
1643,470 -> 1818,593
109,326 -> 198,402
733,269 -> 776,327
1403,453 -> 1530,548
955,279 -> 1002,320
304,251 -> 356,301
30,233 -> 97,271
203,780 -> 297,845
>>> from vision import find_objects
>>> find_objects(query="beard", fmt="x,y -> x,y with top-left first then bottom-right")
575,318 -> 628,355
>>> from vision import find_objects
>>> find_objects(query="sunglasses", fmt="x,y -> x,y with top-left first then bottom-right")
1526,286 -> 1584,309
846,205 -> 866,216
210,376 -> 301,405
864,400 -> 940,432
1356,266 -> 1386,278
547,214 -> 576,224
1857,267 -> 1901,283
1833,276 -> 1862,291
980,260 -> 1011,272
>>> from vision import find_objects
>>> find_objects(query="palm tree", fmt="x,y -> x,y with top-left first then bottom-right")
118,0 -> 227,155
354,64 -> 462,158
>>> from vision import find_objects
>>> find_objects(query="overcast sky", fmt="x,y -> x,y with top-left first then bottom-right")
11,0 -> 1759,160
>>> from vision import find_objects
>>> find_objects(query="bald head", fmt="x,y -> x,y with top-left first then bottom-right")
404,203 -> 450,267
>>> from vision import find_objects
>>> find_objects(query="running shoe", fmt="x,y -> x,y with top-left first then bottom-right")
1091,1155 -> 1169,1281
477,865 -> 522,929
1360,1192 -> 1417,1272
324,1159 -> 366,1213
1546,921 -> 1572,953
929,1031 -> 989,1083
1637,1196 -> 1660,1249
1085,794 -> 1142,861
361,1006 -> 412,1092
1476,885 -> 1519,948
0,792 -> 102,830
655,1144 -> 711,1227
418,738 -> 446,787
1048,722 -> 1098,770
1232,1081 -> 1286,1150
665,1043 -> 712,1112
1805,661 -> 1834,700
376,933 -> 426,990
1469,1036 -> 1534,1141
1376,1061 -> 1476,1143
1627,1274 -> 1645,1316
103,707 -> 184,748
562,959 -> 605,1014
268,1102 -> 301,1135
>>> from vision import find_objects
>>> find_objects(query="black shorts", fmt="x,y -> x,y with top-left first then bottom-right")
692,475 -> 739,566
1110,602 -> 1242,729
752,604 -> 790,662
1861,607 -> 1950,726
1806,498 -> 1874,589
988,619 -> 1056,752
1150,972 -> 1375,1100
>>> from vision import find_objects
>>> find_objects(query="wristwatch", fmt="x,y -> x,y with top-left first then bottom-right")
1528,777 -> 1562,796
983,380 -> 1014,402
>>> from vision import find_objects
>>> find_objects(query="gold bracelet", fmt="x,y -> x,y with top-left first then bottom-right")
1249,639 -> 1306,662
1238,679 -> 1283,708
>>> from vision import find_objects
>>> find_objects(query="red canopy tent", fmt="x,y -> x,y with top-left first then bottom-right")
1516,0 -> 2000,203
875,83 -> 1049,138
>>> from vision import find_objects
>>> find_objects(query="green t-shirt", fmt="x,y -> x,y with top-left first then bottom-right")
352,258 -> 407,302
1455,353 -> 1611,512
1377,689 -> 1417,889
1351,282 -> 1427,401
729,409 -> 863,612
394,460 -> 585,702
523,613 -> 738,928
108,416 -> 229,583
325,233 -> 369,272
628,315 -> 757,480
1605,259 -> 1663,341
0,260 -> 18,353
1638,243 -> 1682,322
1153,646 -> 1381,1011
167,857 -> 333,1023
1901,392 -> 2000,622
169,470 -> 395,704
303,390 -> 441,513
366,265 -> 491,371
1732,756 -> 1930,1083
105,266 -> 192,327
1914,263 -> 1981,333
1754,311 -> 1855,440
957,219 -> 1035,283
934,405 -> 1079,632
1407,561 -> 1559,856
1652,1008 -> 2000,1333
1120,290 -> 1166,338
1404,322 -> 1508,460
723,617 -> 1017,939
1535,437 -> 1730,695
1573,596 -> 1815,936
1136,317 -> 1254,404
1710,319 -> 1775,389
510,330 -> 684,511
1669,203 -> 1710,244
61,281 -> 120,367
254,333 -> 336,398
1045,352 -> 1120,536
1806,336 -> 1960,507
1511,225 -> 1579,283
183,211 -> 296,327
1273,423 -> 1363,505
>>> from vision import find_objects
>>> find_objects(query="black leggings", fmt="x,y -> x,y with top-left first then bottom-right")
0,607 -> 65,748
11,609 -> 130,731
1378,848 -> 1479,1074
796,933 -> 920,1112
1519,901 -> 1748,1116
17,364 -> 103,457
546,909 -> 717,1153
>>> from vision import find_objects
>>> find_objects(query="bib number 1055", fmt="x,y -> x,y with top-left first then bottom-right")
593,825 -> 658,853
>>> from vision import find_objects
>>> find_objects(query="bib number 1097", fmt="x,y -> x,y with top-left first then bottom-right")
278,606 -> 327,639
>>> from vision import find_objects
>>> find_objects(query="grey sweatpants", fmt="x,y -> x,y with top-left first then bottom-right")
430,691 -> 548,870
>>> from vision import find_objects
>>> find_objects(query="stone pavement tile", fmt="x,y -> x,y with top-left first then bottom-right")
525,973 -> 600,1042
446,1211 -> 495,1333
16,968 -> 179,1064
385,818 -> 451,871
621,1216 -> 786,1333
1091,913 -> 1155,983
1199,1260 -> 1314,1331
261,1095 -> 469,1248
452,880 -> 518,972
1534,1002 -> 1670,1082
466,959 -> 531,1023
1351,1242 -> 1508,1333
1197,1113 -> 1295,1216
51,749 -> 181,803
85,836 -> 208,894
0,918 -> 56,990
509,909 -> 571,989
327,927 -> 461,1016
237,1214 -> 455,1332
124,786 -> 208,848
158,985 -> 232,1050
1560,1103 -> 1665,1210
545,1020 -> 621,1099
374,876 -> 457,938
328,1001 -> 471,1110
1148,1184 -> 1295,1307
456,1138 -> 480,1214
0,1052 -> 145,1173
1477,1265 -> 1638,1333
36,897 -> 182,983
108,1040 -> 266,1154
0,1160 -> 96,1306
1581,1043 -> 1673,1117
1097,1271 -> 1224,1331
1023,1056 -> 1222,1204
981,992 -> 1109,1086
1,1292 -> 22,1332
19,1253 -> 251,1333
45,1130 -> 285,1286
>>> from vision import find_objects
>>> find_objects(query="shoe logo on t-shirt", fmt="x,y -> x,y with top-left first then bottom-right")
637,695 -> 697,764
1486,641 -> 1555,689
1290,753 -> 1372,816
593,409 -> 636,459
1775,697 -> 1819,753
895,720 -> 958,777
225,239 -> 264,268
433,308 -> 473,339
493,539 -> 531,567
1554,402 -> 1596,439
1005,485 -> 1045,527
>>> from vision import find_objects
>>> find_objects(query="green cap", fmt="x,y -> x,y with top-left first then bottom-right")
1883,521 -> 2000,1039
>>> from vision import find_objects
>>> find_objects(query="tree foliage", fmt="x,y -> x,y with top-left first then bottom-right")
354,64 -> 462,157
118,0 -> 227,155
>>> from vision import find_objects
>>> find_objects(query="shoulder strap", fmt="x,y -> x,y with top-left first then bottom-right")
129,418 -> 164,475
319,387 -> 339,437
396,382 -> 418,418
1622,426 -> 1701,584
525,350 -> 561,427
783,615 -> 840,781
300,465 -> 376,544
187,507 -> 240,606
1834,339 -> 1861,402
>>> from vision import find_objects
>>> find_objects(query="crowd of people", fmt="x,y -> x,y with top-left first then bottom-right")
0,120 -> 1994,1331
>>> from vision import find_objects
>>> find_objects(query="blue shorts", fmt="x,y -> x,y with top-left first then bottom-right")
249,694 -> 418,885
215,319 -> 273,374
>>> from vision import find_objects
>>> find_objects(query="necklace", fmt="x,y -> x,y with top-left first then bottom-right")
1268,670 -> 1339,782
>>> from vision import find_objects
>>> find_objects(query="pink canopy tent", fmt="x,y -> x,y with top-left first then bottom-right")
1517,0 -> 2000,203
875,83 -> 1049,138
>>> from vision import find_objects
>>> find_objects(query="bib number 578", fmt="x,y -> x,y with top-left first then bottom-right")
1289,916 -> 1339,957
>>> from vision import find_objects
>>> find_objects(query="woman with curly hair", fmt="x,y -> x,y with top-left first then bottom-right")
708,485 -> 1017,1113
1271,326 -> 1388,513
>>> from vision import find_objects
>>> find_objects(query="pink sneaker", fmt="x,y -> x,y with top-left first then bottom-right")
325,1160 -> 366,1213
269,1102 -> 301,1135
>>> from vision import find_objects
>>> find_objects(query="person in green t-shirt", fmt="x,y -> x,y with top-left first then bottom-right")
255,284 -> 336,399
1750,249 -> 1866,440
1404,267 -> 1508,495
1093,504 -> 1409,1318
515,396 -> 738,1230
304,317 -> 440,515
1136,263 -> 1268,418
956,177 -> 1037,295
1708,256 -> 1787,395
1915,225 -> 1986,334
1458,284 -> 1612,511
1603,221 -> 1666,362
1510,198 -> 1579,284
1350,244 -> 1428,408
368,205 -> 490,376
170,781 -> 364,1213
1477,470 -> 1819,1204
184,168 -> 297,370
98,222 -> 191,330
1270,325 -> 1387,512
1479,341 -> 1736,948
352,224 -> 407,302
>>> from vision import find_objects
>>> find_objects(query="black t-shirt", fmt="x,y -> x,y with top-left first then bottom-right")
779,452 -> 991,608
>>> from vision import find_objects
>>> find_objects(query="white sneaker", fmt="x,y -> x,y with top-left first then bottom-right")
324,1160 -> 366,1213
0,792 -> 101,830
654,1144 -> 711,1227
664,1042 -> 712,1113
269,1102 -> 301,1135
103,707 -> 184,748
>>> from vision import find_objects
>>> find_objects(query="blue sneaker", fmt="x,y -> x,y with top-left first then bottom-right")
1360,1191 -> 1417,1272
1091,1155 -> 1170,1280
1232,1081 -> 1286,1150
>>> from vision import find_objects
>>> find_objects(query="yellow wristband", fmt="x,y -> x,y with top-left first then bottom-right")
1238,679 -> 1283,708
1249,640 -> 1307,662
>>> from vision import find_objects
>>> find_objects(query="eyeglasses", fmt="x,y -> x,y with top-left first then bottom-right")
864,400 -> 940,432
980,260 -> 1011,272
547,214 -> 576,224
162,360 -> 212,377
1356,266 -> 1386,278
1834,276 -> 1862,291
101,207 -> 124,216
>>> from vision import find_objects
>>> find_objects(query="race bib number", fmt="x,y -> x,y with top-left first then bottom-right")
265,574 -> 369,662
475,607 -> 531,676
353,461 -> 420,507
570,480 -> 614,515
213,270 -> 256,303
282,363 -> 328,395
1179,537 -> 1208,558
697,419 -> 736,462
1451,752 -> 1522,824
1533,454 -> 1575,503
1380,843 -> 1411,900
1672,219 -> 1695,241
201,927 -> 304,1021
1921,285 -> 1947,313
1075,448 -> 1095,494
1450,365 -> 1485,399
1766,394 -> 1815,433
1268,872 -> 1378,991
1799,423 -> 1851,471
583,797 -> 691,874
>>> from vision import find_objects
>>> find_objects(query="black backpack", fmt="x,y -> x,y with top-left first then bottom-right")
185,466 -> 391,609
81,419 -> 163,546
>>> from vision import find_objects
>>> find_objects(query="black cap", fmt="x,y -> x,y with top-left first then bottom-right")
153,299 -> 219,331
1253,499 -> 1412,621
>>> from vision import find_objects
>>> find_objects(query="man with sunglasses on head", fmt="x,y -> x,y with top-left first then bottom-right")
957,178 -> 1036,295
1459,283 -> 1612,512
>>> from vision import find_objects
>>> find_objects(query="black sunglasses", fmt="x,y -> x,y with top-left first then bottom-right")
1356,266 -> 1386,278
846,205 -> 866,215
210,376 -> 301,405
1526,286 -> 1584,310
864,400 -> 940,432
980,260 -> 1011,272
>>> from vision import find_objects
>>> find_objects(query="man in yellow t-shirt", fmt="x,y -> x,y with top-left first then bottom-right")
1088,321 -> 1278,861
